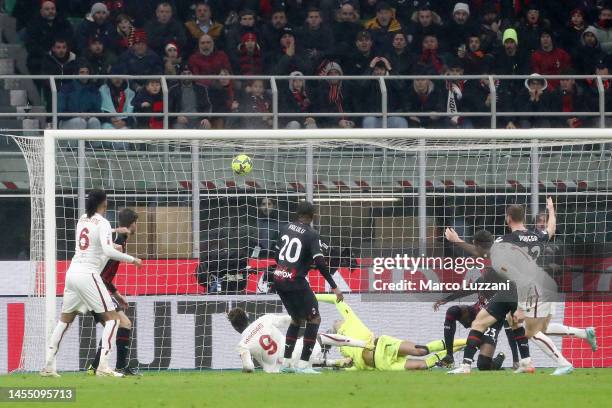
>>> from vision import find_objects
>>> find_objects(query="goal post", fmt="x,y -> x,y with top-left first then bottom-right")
7,127 -> 612,373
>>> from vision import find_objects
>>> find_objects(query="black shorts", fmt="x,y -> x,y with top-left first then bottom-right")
458,305 -> 480,329
276,287 -> 319,320
482,319 -> 504,346
485,296 -> 517,322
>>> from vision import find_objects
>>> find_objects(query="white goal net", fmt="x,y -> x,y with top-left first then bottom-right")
6,128 -> 612,372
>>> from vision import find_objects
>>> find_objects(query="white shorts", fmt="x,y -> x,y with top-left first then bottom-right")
519,295 -> 554,319
61,272 -> 115,314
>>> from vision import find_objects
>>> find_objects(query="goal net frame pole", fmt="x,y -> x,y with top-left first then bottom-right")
41,127 -> 612,350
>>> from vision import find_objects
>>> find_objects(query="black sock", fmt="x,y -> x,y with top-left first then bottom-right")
92,339 -> 102,370
115,327 -> 131,369
504,321 -> 519,363
284,324 -> 300,359
299,321 -> 320,362
513,326 -> 530,359
462,329 -> 483,365
444,306 -> 461,357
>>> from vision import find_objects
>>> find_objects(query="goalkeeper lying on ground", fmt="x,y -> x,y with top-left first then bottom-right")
317,294 -> 466,370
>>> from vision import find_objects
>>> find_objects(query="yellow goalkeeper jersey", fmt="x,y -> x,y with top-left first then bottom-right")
316,294 -> 375,371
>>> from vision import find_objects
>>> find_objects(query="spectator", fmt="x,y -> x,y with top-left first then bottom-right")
281,71 -> 317,129
209,68 -> 241,129
115,29 -> 163,81
479,3 -> 505,54
313,60 -> 356,128
256,198 -> 280,256
344,30 -> 374,75
298,7 -> 335,69
385,31 -> 413,75
410,4 -> 443,54
561,8 -> 588,52
590,4 -> 612,54
443,2 -> 478,53
232,32 -> 264,75
185,2 -> 224,52
163,42 -> 183,75
144,2 -> 188,56
517,74 -> 553,128
99,71 -> 136,130
40,38 -> 78,86
531,29 -> 572,90
75,3 -> 118,53
241,79 -> 273,129
443,58 -> 471,128
25,0 -> 74,74
332,2 -> 362,60
225,9 -> 260,55
363,2 -> 403,52
133,78 -> 164,129
261,8 -> 289,53
494,29 -> 530,77
458,33 -> 494,74
574,27 -> 606,75
517,2 -> 550,54
81,35 -> 116,78
463,74 -> 514,128
169,67 -> 213,130
188,34 -> 231,87
585,60 -> 612,125
58,62 -> 101,130
114,14 -> 135,53
550,70 -> 591,128
416,34 -> 447,74
405,66 -> 444,128
267,27 -> 311,74
359,57 -> 408,128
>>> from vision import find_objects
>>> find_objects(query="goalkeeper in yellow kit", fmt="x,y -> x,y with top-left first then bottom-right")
316,294 -> 466,370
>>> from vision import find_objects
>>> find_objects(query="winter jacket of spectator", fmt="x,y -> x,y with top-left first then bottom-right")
269,49 -> 312,75
515,84 -> 554,118
233,43 -> 264,75
209,79 -> 239,115
116,48 -> 163,76
40,51 -> 78,85
363,17 -> 403,53
225,25 -> 261,58
343,50 -> 374,75
241,93 -> 272,129
332,21 -> 363,60
409,11 -> 443,53
460,50 -> 495,75
133,88 -> 164,129
355,71 -> 406,114
561,23 -> 587,54
261,23 -> 288,54
517,20 -> 548,54
416,49 -> 448,74
99,80 -> 135,128
25,14 -> 74,74
75,17 -> 118,53
574,27 -> 606,75
385,48 -> 414,75
530,46 -> 572,90
279,75 -> 312,126
591,22 -> 612,54
312,78 -> 356,128
144,18 -> 188,56
493,48 -> 530,76
442,20 -> 479,52
549,82 -> 591,127
168,81 -> 212,125
58,80 -> 101,119
188,50 -> 232,86
462,78 -> 513,127
404,80 -> 445,128
81,50 -> 117,77
585,76 -> 612,112
297,26 -> 335,66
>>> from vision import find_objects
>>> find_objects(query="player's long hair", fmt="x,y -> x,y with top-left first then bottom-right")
86,189 -> 107,217
118,208 -> 138,227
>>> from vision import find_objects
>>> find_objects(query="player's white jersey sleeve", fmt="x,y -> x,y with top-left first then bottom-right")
237,315 -> 286,373
68,214 -> 134,274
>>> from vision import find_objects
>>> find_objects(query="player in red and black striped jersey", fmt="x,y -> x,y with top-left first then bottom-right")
89,208 -> 139,376
434,229 -> 519,370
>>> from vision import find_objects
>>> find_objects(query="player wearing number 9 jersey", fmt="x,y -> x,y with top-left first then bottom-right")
272,201 -> 343,374
41,189 -> 142,378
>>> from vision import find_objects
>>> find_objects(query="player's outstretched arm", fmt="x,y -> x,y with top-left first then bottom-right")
546,196 -> 556,238
445,228 -> 486,257
238,347 -> 255,373
100,221 -> 141,266
313,255 -> 343,302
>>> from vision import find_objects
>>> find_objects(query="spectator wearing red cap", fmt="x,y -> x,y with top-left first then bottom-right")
363,2 -> 403,53
297,7 -> 335,68
232,32 -> 263,75
25,0 -> 74,74
163,42 -> 182,75
75,2 -> 119,53
115,29 -> 163,80
410,4 -> 443,55
114,13 -> 135,53
185,2 -> 224,52
188,34 -> 231,87
145,2 -> 188,56
530,29 -> 572,90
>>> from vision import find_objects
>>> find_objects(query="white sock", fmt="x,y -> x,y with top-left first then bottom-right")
532,331 -> 571,367
318,333 -> 367,348
45,321 -> 69,370
98,319 -> 119,371
545,323 -> 587,339
297,359 -> 310,369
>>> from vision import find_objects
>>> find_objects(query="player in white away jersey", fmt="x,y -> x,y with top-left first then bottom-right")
228,308 -> 369,373
40,189 -> 142,378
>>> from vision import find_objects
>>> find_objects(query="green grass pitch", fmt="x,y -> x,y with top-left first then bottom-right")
2,369 -> 610,408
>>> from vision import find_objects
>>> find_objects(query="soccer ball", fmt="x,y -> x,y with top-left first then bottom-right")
232,154 -> 253,176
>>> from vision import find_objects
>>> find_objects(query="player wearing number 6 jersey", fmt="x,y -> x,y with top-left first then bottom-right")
272,201 -> 343,374
228,308 -> 366,372
40,189 -> 142,378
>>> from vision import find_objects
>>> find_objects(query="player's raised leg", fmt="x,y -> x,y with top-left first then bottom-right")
546,322 -> 598,351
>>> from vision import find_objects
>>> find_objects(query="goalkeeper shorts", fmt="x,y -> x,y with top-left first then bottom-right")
374,335 -> 407,371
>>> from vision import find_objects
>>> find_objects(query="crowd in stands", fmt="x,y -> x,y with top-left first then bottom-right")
11,0 -> 612,130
